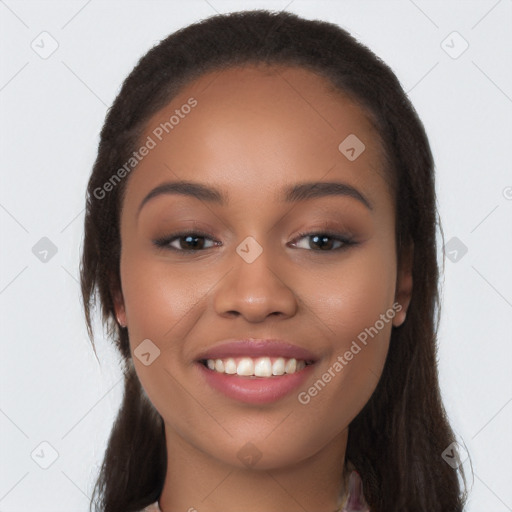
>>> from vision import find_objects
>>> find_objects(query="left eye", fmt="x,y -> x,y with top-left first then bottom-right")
290,231 -> 355,251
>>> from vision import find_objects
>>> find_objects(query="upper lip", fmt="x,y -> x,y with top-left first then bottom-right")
195,339 -> 318,362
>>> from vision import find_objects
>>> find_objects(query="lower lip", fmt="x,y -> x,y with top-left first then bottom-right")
196,362 -> 315,404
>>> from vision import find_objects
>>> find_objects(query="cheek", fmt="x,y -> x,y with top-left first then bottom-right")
301,241 -> 397,349
120,251 -> 212,351
120,252 -> 217,437
294,243 -> 396,419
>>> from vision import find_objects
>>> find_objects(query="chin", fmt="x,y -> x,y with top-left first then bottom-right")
198,431 -> 328,472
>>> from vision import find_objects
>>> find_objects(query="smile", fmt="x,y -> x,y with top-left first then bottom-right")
201,356 -> 313,377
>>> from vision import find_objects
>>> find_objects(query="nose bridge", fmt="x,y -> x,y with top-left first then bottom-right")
236,234 -> 278,286
213,234 -> 297,321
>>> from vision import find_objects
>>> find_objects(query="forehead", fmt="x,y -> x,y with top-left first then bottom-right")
123,64 -> 392,215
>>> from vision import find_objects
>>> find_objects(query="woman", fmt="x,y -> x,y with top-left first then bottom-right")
81,9 -> 470,512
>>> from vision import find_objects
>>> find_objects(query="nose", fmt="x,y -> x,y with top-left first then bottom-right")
213,241 -> 298,323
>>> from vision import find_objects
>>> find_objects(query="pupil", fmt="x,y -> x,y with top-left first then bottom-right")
312,234 -> 332,250
184,235 -> 202,249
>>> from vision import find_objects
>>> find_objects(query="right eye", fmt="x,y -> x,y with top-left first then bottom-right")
153,231 -> 220,252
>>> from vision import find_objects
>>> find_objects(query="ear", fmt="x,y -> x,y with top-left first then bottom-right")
392,241 -> 414,327
112,286 -> 127,328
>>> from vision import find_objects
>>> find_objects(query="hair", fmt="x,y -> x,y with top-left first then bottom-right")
81,9 -> 471,512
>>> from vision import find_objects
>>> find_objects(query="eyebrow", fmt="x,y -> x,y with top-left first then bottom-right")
137,180 -> 373,215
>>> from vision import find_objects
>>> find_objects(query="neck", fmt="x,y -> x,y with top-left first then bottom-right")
158,425 -> 350,512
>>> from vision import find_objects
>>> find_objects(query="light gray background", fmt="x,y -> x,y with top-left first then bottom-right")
1,1 -> 511,510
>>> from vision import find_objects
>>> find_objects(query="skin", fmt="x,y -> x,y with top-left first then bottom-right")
114,64 -> 413,512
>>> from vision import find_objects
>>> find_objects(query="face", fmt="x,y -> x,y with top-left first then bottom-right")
114,64 -> 413,470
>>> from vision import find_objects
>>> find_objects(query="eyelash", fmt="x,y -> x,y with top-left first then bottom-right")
152,229 -> 357,254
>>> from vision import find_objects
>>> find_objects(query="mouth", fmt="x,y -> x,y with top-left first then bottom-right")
199,356 -> 315,377
194,339 -> 318,404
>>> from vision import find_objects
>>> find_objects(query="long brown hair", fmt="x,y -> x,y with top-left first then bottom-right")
81,10 -> 470,511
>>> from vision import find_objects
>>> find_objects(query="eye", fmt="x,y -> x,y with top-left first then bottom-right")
290,231 -> 356,251
153,231 -> 219,252
153,229 -> 357,253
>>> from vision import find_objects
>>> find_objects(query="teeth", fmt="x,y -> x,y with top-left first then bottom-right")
284,358 -> 297,374
224,358 -> 237,374
204,356 -> 309,377
272,357 -> 285,376
254,358 -> 272,377
237,357 -> 254,376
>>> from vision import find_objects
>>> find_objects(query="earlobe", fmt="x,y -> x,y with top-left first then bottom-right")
393,242 -> 414,328
113,288 -> 127,328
